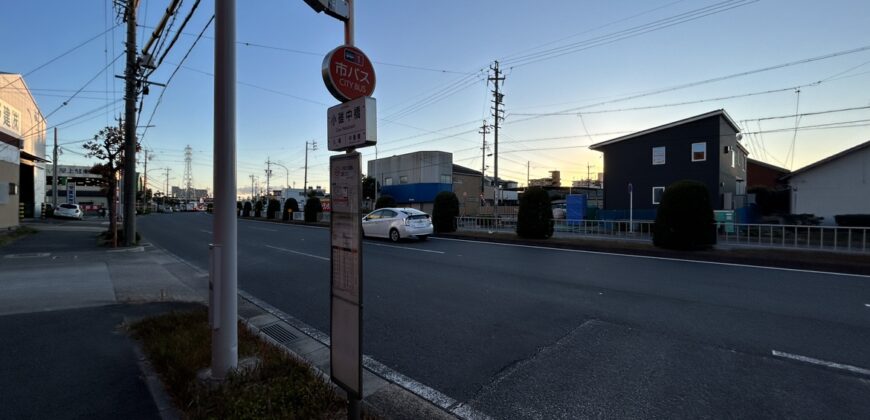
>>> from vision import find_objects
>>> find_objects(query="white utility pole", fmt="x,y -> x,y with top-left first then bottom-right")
210,0 -> 239,380
52,128 -> 59,209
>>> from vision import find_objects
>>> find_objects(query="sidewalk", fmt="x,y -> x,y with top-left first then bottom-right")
0,220 -> 207,419
1,220 -> 465,419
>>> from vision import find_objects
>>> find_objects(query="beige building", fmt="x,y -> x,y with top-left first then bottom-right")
0,73 -> 47,228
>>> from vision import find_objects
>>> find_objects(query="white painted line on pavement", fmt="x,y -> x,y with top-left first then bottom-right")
200,229 -> 213,234
771,350 -> 870,376
264,244 -> 329,261
865,303 -> 870,308
250,226 -> 278,232
430,237 -> 870,278
365,242 -> 445,254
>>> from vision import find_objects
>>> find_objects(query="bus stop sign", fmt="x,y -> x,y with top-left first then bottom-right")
322,45 -> 376,103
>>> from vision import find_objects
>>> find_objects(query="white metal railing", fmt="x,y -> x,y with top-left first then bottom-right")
454,216 -> 870,253
718,222 -> 869,252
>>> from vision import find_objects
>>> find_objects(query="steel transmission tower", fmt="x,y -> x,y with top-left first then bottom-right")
183,145 -> 194,201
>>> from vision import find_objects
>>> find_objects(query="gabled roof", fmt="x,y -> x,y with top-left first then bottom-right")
747,158 -> 789,174
781,139 -> 870,180
589,109 -> 741,150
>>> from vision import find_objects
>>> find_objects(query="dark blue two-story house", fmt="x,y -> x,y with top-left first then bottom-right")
589,109 -> 749,217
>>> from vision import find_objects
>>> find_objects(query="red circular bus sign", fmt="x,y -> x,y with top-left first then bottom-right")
322,45 -> 376,102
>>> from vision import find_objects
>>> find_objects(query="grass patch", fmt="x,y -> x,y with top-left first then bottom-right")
130,308 -> 353,419
0,225 -> 38,247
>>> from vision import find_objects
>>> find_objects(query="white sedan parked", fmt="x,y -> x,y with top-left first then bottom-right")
54,203 -> 84,220
362,207 -> 433,242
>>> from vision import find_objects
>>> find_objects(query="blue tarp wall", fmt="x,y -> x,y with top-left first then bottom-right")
379,183 -> 452,204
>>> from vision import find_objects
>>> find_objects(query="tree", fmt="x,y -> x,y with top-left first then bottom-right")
283,198 -> 299,221
362,176 -> 378,200
517,187 -> 553,239
375,195 -> 396,209
653,180 -> 716,250
242,201 -> 252,217
432,191 -> 459,233
267,199 -> 280,219
254,200 -> 264,217
83,125 -> 139,246
304,196 -> 321,222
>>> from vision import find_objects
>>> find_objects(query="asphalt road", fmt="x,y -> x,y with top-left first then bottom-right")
138,213 -> 870,418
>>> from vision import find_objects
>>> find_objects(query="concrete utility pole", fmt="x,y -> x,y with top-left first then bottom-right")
479,121 -> 489,195
211,0 -> 239,379
52,128 -> 58,208
489,61 -> 504,218
122,0 -> 139,246
586,162 -> 596,188
266,158 -> 289,190
265,158 -> 271,197
249,174 -> 255,199
142,149 -> 149,212
164,168 -> 171,203
304,140 -> 317,194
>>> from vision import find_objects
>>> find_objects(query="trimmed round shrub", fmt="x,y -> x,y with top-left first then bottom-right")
375,195 -> 396,209
267,199 -> 280,219
517,187 -> 553,239
432,191 -> 459,233
653,180 -> 716,250
283,198 -> 299,221
254,200 -> 264,217
304,196 -> 322,223
242,201 -> 252,217
206,203 -> 214,214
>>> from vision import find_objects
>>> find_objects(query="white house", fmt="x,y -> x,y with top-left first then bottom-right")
783,140 -> 870,225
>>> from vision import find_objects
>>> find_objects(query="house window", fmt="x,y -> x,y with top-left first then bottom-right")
731,150 -> 736,168
652,146 -> 666,165
440,174 -> 451,184
691,142 -> 707,162
652,186 -> 665,204
384,177 -> 393,186
399,176 -> 408,184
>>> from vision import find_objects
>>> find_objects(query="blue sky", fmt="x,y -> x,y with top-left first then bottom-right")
3,0 -> 869,196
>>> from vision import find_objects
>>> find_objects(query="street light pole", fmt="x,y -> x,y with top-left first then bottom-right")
210,0 -> 238,380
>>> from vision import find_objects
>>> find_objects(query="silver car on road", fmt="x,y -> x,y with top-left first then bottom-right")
362,207 -> 433,242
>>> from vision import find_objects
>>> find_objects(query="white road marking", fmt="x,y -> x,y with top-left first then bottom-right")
865,303 -> 870,308
771,350 -> 870,376
250,226 -> 278,232
264,244 -> 329,261
365,242 -> 445,254
430,237 -> 870,278
200,229 -> 212,234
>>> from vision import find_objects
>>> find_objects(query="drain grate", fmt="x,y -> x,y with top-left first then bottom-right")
261,323 -> 299,344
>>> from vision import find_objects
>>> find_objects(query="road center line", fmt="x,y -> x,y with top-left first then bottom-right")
264,244 -> 329,261
200,229 -> 213,234
365,242 -> 445,254
771,350 -> 870,376
250,227 -> 278,232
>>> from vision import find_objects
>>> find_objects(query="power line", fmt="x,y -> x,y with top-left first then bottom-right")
19,53 -> 125,139
504,43 -> 870,127
139,14 -> 214,145
502,0 -> 758,68
0,24 -> 122,92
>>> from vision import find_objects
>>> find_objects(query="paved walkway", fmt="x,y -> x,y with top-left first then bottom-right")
0,220 -> 207,419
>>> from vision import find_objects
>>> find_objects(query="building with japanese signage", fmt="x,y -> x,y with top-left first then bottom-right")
0,72 -> 47,227
45,165 -> 109,210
